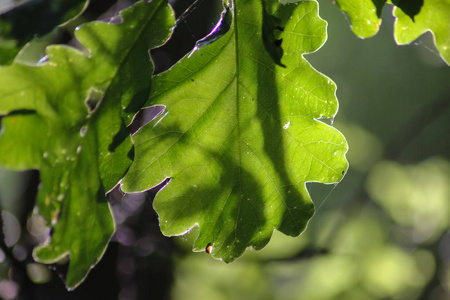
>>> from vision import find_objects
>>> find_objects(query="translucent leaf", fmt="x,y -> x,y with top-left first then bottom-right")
122,0 -> 348,262
393,0 -> 450,66
0,0 -> 173,289
332,0 -> 449,65
390,0 -> 423,21
334,0 -> 385,38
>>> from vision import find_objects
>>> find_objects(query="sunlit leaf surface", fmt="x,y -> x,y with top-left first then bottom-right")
333,0 -> 449,65
0,0 -> 173,289
393,0 -> 450,65
122,0 -> 348,262
334,0 -> 384,38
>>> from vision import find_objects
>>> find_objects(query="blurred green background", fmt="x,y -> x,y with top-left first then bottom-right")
0,0 -> 449,299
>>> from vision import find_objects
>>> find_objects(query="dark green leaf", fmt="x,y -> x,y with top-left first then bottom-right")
0,0 -> 173,289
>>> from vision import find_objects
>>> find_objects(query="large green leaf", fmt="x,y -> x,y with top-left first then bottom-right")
122,0 -> 348,262
0,0 -> 173,289
393,0 -> 450,65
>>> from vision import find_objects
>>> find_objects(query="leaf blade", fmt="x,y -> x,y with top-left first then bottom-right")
122,0 -> 348,262
0,0 -> 174,288
393,0 -> 450,65
334,0 -> 385,38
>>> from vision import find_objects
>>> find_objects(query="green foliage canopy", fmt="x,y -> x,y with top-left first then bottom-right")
2,0 -> 448,290
0,0 -> 348,287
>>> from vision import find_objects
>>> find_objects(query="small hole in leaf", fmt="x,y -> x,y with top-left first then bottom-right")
128,105 -> 166,135
85,87 -> 105,113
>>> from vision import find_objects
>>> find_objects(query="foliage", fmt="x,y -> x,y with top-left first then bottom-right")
393,0 -> 450,65
0,0 -> 448,294
334,0 -> 384,38
335,0 -> 450,65
121,0 -> 348,262
0,0 -> 173,289
0,0 -> 88,65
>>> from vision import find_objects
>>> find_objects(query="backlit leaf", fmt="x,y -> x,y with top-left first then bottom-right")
0,0 -> 173,289
334,0 -> 385,38
393,0 -> 450,66
122,0 -> 348,262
